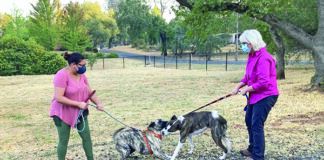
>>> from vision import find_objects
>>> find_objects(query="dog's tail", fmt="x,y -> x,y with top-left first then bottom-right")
113,128 -> 125,140
211,115 -> 231,156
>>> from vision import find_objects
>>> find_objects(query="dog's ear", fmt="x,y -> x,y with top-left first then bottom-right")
171,115 -> 177,120
148,122 -> 155,128
155,119 -> 162,124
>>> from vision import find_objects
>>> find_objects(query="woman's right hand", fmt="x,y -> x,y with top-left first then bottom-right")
231,87 -> 240,95
78,102 -> 88,109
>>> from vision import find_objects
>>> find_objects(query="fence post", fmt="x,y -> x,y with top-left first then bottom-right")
103,57 -> 105,69
144,55 -> 147,67
225,52 -> 228,71
189,53 -> 192,70
164,55 -> 166,69
123,57 -> 125,69
176,55 -> 178,69
153,56 -> 156,67
205,54 -> 208,71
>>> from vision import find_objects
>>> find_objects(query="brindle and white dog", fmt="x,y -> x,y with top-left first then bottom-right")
162,111 -> 231,160
113,119 -> 171,160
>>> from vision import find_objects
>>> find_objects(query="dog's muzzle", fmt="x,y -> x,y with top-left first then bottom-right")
161,128 -> 169,136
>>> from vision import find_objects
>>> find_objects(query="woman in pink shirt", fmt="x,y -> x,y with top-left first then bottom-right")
50,52 -> 104,160
231,30 -> 279,160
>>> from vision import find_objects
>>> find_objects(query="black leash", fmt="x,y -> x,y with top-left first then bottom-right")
187,93 -> 233,114
88,103 -> 138,130
243,93 -> 249,111
75,90 -> 97,132
85,90 -> 140,130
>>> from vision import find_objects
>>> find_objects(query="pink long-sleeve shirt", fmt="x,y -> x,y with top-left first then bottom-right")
241,47 -> 279,104
49,68 -> 90,127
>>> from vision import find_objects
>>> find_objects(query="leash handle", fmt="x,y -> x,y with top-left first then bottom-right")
188,93 -> 232,114
85,90 -> 96,102
75,90 -> 96,131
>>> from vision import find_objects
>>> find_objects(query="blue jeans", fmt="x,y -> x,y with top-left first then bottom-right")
245,95 -> 278,160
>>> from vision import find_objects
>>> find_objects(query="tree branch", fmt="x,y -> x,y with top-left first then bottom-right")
176,0 -> 193,10
262,14 -> 313,49
316,0 -> 324,39
176,0 -> 314,49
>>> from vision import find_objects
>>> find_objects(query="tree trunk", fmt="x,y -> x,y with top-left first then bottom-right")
108,37 -> 114,48
311,43 -> 324,90
269,27 -> 285,79
309,0 -> 324,90
160,31 -> 167,56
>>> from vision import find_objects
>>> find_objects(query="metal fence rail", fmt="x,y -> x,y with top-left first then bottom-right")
89,52 -> 313,71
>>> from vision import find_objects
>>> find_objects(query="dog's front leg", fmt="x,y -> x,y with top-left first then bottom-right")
171,140 -> 183,160
170,132 -> 187,160
153,150 -> 172,160
151,144 -> 171,160
188,135 -> 194,154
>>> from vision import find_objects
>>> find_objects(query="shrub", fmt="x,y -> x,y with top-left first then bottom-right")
0,37 -> 66,76
87,53 -> 97,70
105,52 -> 119,58
96,52 -> 104,58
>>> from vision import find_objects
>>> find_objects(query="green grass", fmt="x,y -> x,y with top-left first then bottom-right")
0,64 -> 323,159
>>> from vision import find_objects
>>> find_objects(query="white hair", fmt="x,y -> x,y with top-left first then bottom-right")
239,29 -> 266,51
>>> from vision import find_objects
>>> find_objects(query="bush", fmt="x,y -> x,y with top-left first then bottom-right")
105,52 -> 119,58
0,37 -> 66,76
87,53 -> 97,70
96,52 -> 104,58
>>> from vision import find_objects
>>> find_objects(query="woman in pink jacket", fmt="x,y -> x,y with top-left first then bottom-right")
231,29 -> 279,160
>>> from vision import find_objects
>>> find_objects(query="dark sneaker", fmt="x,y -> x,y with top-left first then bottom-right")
240,149 -> 252,157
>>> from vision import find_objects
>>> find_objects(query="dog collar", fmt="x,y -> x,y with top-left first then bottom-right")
142,131 -> 153,155
145,129 -> 162,140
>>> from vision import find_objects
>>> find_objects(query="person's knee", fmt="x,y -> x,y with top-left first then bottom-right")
251,118 -> 264,132
245,116 -> 252,127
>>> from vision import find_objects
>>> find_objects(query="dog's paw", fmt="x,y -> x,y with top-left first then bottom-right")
164,155 -> 172,160
218,152 -> 227,160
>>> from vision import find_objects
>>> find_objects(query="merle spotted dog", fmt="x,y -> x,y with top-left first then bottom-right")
162,111 -> 231,160
113,119 -> 171,160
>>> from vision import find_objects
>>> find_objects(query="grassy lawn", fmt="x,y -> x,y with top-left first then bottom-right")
0,61 -> 323,159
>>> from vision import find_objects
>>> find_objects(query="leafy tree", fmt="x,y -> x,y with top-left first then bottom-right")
29,0 -> 60,50
116,0 -> 168,55
0,13 -> 11,30
82,2 -> 119,49
2,9 -> 30,40
61,2 -> 91,52
116,0 -> 152,48
175,0 -> 323,89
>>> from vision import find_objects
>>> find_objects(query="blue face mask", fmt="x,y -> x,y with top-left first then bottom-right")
240,43 -> 251,53
77,65 -> 86,74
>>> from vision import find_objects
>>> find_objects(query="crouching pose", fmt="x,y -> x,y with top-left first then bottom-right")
113,119 -> 171,160
162,111 -> 231,160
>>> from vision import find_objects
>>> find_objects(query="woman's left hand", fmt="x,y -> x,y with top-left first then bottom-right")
239,88 -> 248,95
96,103 -> 104,111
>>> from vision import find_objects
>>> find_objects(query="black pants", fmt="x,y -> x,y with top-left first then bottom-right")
245,95 -> 278,160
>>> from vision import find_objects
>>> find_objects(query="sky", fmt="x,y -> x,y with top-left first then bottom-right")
0,0 -> 176,22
